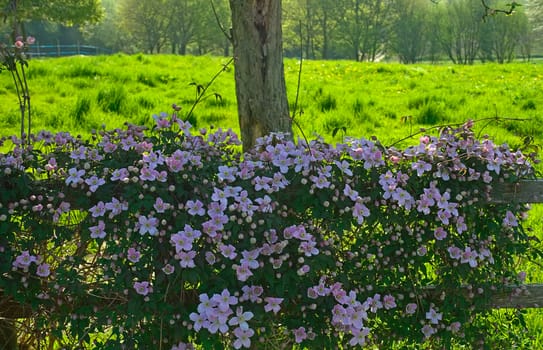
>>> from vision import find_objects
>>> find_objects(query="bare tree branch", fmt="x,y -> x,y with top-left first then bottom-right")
481,0 -> 520,20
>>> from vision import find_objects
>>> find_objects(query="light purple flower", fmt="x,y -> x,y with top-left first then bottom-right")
138,215 -> 158,236
89,201 -> 106,217
405,303 -> 417,315
36,263 -> 51,277
13,251 -> 37,270
434,227 -> 447,241
426,307 -> 442,324
89,220 -> 106,239
421,324 -> 435,339
212,289 -> 238,312
383,294 -> 397,310
134,281 -> 151,296
293,326 -> 307,343
233,327 -> 254,349
264,297 -> 284,314
178,251 -> 196,268
228,307 -> 254,330
85,175 -> 105,192
153,197 -> 170,213
349,327 -> 370,347
65,167 -> 85,185
186,200 -> 205,216
127,247 -> 141,263
162,264 -> 175,275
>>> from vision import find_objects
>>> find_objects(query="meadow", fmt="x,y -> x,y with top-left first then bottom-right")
2,54 -> 543,348
1,54 -> 543,149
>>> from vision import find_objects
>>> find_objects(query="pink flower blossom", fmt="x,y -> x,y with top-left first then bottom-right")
264,297 -> 283,314
212,289 -> 238,312
186,200 -> 205,216
85,175 -> 105,192
460,247 -> 478,267
349,327 -> 370,347
228,307 -> 254,330
153,197 -> 170,213
293,326 -> 307,343
405,303 -> 417,315
449,321 -> 461,333
13,251 -> 37,270
105,197 -> 127,216
421,324 -> 436,339
89,201 -> 106,217
233,263 -> 253,282
426,307 -> 442,324
133,281 -> 151,296
178,251 -> 196,268
65,167 -> 85,185
219,243 -> 237,260
89,220 -> 106,239
233,327 -> 254,349
36,263 -> 51,277
138,215 -> 158,236
162,264 -> 175,275
434,227 -> 447,241
448,246 -> 462,260
383,294 -> 397,310
171,342 -> 194,350
127,247 -> 141,263
240,285 -> 263,303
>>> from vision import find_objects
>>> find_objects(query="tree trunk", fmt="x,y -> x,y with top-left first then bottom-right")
229,0 -> 292,152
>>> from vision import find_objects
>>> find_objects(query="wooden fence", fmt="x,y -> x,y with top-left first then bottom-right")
1,179 -> 543,347
483,180 -> 543,309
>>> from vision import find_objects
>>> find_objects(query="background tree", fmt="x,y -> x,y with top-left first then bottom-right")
389,0 -> 429,63
525,0 -> 543,51
479,6 -> 531,63
228,0 -> 291,151
338,0 -> 394,62
119,0 -> 169,53
0,0 -> 103,25
283,0 -> 319,59
165,0 -> 199,55
81,0 -> 127,52
191,0 -> 231,56
430,0 -> 484,64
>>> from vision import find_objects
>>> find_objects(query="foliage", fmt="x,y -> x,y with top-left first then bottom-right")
0,33 -> 34,140
0,113 -> 540,348
0,0 -> 103,26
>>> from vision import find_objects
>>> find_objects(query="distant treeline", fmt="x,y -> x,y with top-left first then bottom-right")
6,0 -> 543,63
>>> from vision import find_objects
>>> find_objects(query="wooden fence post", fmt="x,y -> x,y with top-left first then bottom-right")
0,319 -> 17,350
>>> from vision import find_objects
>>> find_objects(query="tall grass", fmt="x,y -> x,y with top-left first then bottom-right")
1,55 -> 542,147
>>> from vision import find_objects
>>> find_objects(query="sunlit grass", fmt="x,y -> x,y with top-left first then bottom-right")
2,54 -> 543,348
1,55 -> 542,148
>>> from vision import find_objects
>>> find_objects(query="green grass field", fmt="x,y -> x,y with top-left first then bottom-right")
1,54 -> 543,149
2,54 -> 543,348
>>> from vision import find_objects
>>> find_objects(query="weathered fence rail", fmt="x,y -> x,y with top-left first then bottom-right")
1,179 -> 543,347
485,179 -> 543,308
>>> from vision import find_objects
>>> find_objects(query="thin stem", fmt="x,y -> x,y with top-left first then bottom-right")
290,21 -> 304,123
20,61 -> 31,140
8,64 -> 25,140
184,57 -> 234,122
387,116 -> 529,148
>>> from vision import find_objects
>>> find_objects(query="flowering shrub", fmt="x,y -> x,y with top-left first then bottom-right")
0,34 -> 35,140
0,113 -> 540,349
